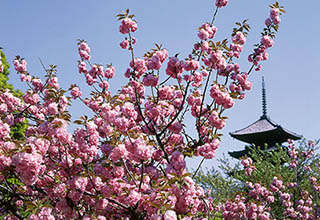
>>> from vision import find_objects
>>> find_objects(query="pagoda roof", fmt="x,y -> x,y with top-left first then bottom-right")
228,77 -> 302,160
228,145 -> 285,159
230,115 -> 302,146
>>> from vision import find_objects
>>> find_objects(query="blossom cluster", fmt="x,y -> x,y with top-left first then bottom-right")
248,5 -> 285,71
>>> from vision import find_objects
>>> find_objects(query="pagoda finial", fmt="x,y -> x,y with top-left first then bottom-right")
262,76 -> 267,117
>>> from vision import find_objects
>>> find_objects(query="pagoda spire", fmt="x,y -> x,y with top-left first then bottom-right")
262,76 -> 267,118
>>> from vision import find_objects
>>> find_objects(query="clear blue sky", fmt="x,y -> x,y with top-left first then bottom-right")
1,0 -> 320,170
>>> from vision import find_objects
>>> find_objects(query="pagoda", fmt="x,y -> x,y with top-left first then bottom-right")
228,77 -> 302,159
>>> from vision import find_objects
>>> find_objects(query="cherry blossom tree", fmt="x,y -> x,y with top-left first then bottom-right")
0,1 -> 287,219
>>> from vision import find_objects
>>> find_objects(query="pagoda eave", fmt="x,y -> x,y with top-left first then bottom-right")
228,149 -> 249,159
230,126 -> 302,146
228,145 -> 287,159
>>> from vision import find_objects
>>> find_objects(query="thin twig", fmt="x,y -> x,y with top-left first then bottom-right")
193,157 -> 205,178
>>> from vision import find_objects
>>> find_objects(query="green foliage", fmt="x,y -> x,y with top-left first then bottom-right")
233,144 -> 293,186
194,140 -> 320,216
232,145 -> 299,217
10,120 -> 28,140
0,50 -> 10,76
193,154 -> 244,204
233,141 -> 320,192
